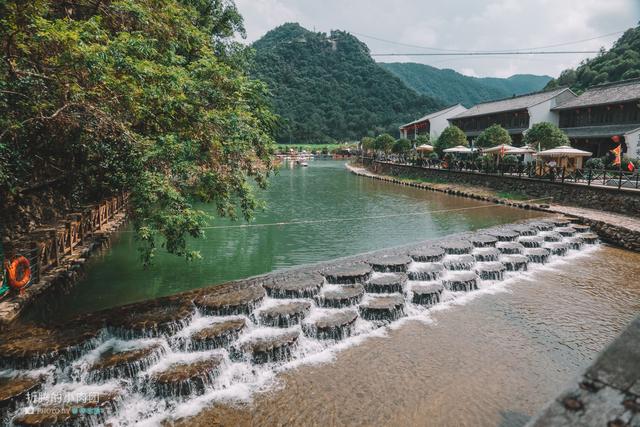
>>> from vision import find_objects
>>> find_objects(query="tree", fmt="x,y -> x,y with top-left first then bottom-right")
360,136 -> 375,153
0,0 -> 276,265
523,122 -> 569,150
374,133 -> 395,153
475,124 -> 512,148
434,125 -> 467,154
415,135 -> 430,145
392,138 -> 412,156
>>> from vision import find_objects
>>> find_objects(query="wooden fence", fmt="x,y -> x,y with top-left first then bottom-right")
8,193 -> 129,285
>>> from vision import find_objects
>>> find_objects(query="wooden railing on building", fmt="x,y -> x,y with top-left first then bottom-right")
9,192 -> 129,285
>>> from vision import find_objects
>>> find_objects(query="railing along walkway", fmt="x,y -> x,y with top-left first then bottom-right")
372,158 -> 640,192
6,193 -> 129,285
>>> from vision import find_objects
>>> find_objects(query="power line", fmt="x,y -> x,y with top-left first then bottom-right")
352,30 -> 623,54
371,50 -> 600,57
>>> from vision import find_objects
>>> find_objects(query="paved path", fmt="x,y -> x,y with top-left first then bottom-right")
548,205 -> 640,233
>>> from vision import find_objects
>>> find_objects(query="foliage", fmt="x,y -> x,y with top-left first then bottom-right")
0,0 -> 276,265
523,122 -> 569,150
392,138 -> 412,154
585,157 -> 605,169
501,154 -> 519,165
546,24 -> 640,91
251,23 -> 444,144
475,124 -> 511,148
381,62 -> 551,107
434,125 -> 468,154
374,133 -> 395,153
415,135 -> 430,145
360,136 -> 375,152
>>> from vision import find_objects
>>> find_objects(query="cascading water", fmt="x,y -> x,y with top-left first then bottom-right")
0,219 -> 601,426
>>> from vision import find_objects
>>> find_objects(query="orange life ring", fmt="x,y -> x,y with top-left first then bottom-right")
5,256 -> 31,290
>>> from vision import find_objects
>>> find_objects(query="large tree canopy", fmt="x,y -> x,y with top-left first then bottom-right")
0,0 -> 276,264
523,122 -> 569,150
475,124 -> 512,148
434,125 -> 467,154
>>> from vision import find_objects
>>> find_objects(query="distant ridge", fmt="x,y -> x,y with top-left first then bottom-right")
251,23 -> 445,144
380,62 -> 551,107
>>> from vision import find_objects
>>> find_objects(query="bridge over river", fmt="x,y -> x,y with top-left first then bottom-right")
1,160 -> 639,426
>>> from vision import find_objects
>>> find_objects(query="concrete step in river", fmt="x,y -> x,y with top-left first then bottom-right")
0,217 -> 601,426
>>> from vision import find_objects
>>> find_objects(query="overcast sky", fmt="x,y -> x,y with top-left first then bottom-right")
235,0 -> 640,78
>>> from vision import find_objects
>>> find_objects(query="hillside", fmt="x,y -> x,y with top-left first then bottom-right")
545,24 -> 640,91
251,23 -> 444,144
380,62 -> 551,107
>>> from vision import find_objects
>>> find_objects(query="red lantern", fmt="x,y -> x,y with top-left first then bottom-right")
612,135 -> 621,143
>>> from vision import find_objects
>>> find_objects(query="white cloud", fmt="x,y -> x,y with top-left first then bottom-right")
235,0 -> 640,78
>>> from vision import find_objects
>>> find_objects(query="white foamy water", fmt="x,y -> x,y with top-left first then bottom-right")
2,224 -> 601,426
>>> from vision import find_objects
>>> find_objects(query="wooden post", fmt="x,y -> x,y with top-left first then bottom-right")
30,240 -> 40,284
51,229 -> 59,267
65,221 -> 72,255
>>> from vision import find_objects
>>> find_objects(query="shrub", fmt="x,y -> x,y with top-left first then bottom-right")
585,157 -> 605,169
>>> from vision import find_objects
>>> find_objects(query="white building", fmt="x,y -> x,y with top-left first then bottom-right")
553,78 -> 640,159
448,88 -> 577,145
399,104 -> 468,140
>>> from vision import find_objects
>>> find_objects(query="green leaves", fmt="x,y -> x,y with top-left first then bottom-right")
523,122 -> 568,150
1,0 -> 275,265
434,125 -> 468,154
475,124 -> 512,148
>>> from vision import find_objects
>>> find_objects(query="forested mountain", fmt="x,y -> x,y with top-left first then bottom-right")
545,24 -> 640,91
251,23 -> 444,144
380,62 -> 551,107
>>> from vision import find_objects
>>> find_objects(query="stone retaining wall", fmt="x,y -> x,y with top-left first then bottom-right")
528,315 -> 640,426
358,161 -> 640,253
0,213 -> 128,328
368,160 -> 640,217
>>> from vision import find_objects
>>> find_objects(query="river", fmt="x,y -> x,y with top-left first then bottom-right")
10,160 -> 640,426
50,160 -> 543,317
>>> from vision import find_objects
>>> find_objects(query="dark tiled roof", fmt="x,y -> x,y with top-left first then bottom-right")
554,79 -> 640,110
561,124 -> 640,138
401,104 -> 464,128
451,88 -> 570,119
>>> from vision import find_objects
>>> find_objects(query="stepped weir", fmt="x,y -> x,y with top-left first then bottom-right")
0,217 -> 600,425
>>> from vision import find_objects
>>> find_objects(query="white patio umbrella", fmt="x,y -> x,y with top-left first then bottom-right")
443,145 -> 474,154
508,146 -> 537,155
481,144 -> 515,154
534,145 -> 592,158
416,144 -> 434,152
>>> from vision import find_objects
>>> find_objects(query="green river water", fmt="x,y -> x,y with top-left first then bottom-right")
51,160 -> 543,318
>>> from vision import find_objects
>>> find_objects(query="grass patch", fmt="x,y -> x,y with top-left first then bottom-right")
394,173 -> 449,185
496,191 -> 531,201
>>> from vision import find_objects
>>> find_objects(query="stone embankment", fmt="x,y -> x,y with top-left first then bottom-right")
367,160 -> 640,216
0,210 -> 128,327
527,315 -> 640,426
348,163 -> 640,253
